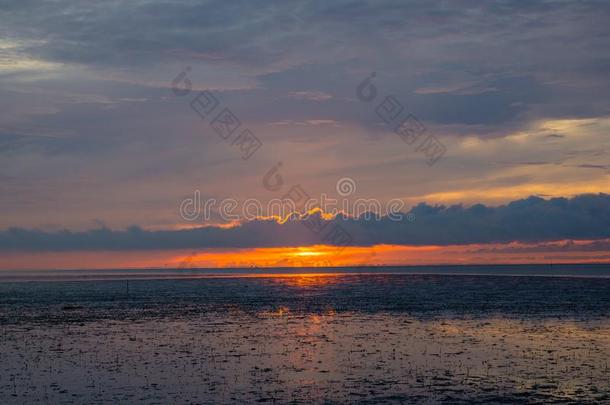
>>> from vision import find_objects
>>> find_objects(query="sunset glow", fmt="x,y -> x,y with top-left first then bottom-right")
169,241 -> 610,269
3,240 -> 609,271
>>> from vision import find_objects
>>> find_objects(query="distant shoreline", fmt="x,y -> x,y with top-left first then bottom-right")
2,263 -> 610,283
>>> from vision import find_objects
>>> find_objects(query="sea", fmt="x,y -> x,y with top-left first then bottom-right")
1,264 -> 609,403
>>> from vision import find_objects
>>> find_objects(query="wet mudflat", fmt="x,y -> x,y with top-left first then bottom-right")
1,273 -> 609,404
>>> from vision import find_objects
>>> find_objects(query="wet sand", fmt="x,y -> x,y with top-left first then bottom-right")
1,272 -> 610,403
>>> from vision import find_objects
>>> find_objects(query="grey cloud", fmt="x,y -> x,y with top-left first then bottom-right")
3,0 -> 610,130
476,239 -> 610,254
2,194 -> 610,251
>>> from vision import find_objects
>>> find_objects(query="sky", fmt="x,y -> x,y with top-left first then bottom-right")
1,0 -> 610,269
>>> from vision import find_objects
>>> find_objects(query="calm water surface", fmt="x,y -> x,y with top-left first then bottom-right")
1,265 -> 609,403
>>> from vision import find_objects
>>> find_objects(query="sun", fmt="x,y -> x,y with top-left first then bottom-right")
292,247 -> 326,257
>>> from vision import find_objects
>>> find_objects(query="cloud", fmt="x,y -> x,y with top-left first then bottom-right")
474,239 -> 610,254
285,91 -> 333,101
2,194 -> 610,251
3,1 -> 610,121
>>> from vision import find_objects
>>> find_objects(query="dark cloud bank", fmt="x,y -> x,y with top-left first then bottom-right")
2,194 -> 610,251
